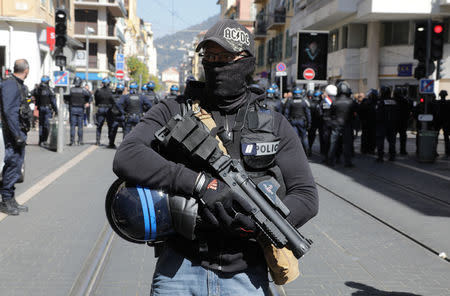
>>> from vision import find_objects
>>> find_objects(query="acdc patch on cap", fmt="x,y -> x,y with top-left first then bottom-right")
224,27 -> 250,46
241,141 -> 280,156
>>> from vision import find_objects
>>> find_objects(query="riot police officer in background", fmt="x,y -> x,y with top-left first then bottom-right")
320,84 -> 337,163
146,81 -> 160,105
376,86 -> 398,162
358,89 -> 377,154
0,59 -> 31,215
117,81 -> 152,137
32,75 -> 58,147
438,90 -> 450,157
68,77 -> 91,146
285,87 -> 311,153
271,82 -> 281,100
94,78 -> 114,145
307,90 -> 322,156
107,83 -> 125,148
393,87 -> 412,155
263,87 -> 282,113
164,85 -> 179,100
327,81 -> 355,167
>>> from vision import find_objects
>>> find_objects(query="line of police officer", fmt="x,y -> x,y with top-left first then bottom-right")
263,80 -> 450,166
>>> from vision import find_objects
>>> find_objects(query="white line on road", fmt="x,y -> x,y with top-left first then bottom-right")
0,145 -> 98,222
392,161 -> 450,182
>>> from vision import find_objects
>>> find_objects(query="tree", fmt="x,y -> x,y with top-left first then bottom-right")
126,56 -> 161,91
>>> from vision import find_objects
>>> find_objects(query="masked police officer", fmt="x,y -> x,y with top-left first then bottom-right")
263,87 -> 282,113
117,82 -> 152,137
0,59 -> 31,215
327,81 -> 356,167
106,83 -> 125,148
307,90 -> 322,156
113,19 -> 318,295
32,75 -> 58,147
285,87 -> 311,154
376,86 -> 399,162
94,78 -> 114,145
68,77 -> 91,146
146,81 -> 160,105
164,85 -> 179,100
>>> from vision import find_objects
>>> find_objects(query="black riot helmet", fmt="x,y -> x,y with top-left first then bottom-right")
366,88 -> 378,101
73,76 -> 83,87
306,90 -> 314,99
380,86 -> 391,98
336,81 -> 352,96
393,87 -> 403,98
439,90 -> 448,99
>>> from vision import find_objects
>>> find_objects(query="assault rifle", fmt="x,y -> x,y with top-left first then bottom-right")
155,112 -> 312,259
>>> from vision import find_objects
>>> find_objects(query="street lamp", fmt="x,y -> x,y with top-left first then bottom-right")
85,26 -> 95,126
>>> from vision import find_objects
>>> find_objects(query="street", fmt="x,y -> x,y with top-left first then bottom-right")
0,126 -> 449,296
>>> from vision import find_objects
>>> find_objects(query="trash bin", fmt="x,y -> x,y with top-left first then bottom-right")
417,130 -> 438,163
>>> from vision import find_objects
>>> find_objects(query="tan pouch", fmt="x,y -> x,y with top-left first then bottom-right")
193,101 -> 300,285
262,244 -> 300,285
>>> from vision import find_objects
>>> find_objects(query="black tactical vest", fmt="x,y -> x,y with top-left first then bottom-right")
70,87 -> 86,107
289,98 -> 308,119
37,85 -> 52,106
95,88 -> 112,106
126,94 -> 141,114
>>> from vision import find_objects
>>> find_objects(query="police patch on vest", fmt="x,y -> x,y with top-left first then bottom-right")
384,99 -> 396,105
224,27 -> 250,46
242,141 -> 279,156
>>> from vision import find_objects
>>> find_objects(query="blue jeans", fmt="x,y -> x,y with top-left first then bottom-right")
151,245 -> 270,296
70,106 -> 84,143
95,107 -> 109,142
290,119 -> 309,153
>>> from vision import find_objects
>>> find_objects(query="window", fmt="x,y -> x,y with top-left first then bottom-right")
285,30 -> 292,58
328,29 -> 339,52
257,44 -> 265,67
342,26 -> 348,49
383,21 -> 410,46
41,0 -> 46,7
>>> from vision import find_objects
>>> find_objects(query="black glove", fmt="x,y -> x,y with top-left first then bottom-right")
15,136 -> 26,148
196,175 -> 234,210
215,201 -> 256,235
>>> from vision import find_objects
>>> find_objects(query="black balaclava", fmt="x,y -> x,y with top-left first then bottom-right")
202,56 -> 255,113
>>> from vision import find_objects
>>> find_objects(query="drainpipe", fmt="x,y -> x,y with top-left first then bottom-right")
7,22 -> 13,70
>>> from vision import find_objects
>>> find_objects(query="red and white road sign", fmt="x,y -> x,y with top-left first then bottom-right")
303,68 -> 315,80
116,69 -> 124,80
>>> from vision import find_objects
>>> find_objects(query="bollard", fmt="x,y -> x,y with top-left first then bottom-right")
417,130 -> 438,163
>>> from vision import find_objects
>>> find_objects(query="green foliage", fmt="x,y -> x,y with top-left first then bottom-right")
126,56 -> 161,91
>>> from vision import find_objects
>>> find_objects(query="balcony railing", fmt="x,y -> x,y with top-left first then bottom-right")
267,7 -> 286,30
75,22 -> 98,35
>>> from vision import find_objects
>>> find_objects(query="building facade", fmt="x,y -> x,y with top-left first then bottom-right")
73,0 -> 126,85
161,67 -> 179,93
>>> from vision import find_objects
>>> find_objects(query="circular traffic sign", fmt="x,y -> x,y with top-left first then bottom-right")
303,68 -> 315,80
116,69 -> 124,79
276,62 -> 286,72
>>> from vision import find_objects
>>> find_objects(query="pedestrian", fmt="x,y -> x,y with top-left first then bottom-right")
67,77 -> 91,145
438,90 -> 450,157
94,78 -> 113,145
319,84 -> 337,163
0,59 -> 31,215
113,19 -> 318,295
31,75 -> 58,147
263,87 -> 282,113
375,86 -> 398,162
327,81 -> 356,167
117,82 -> 152,137
393,87 -> 412,155
285,87 -> 311,154
106,83 -> 125,148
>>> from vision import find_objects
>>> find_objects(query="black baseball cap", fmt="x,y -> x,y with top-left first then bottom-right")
196,19 -> 254,56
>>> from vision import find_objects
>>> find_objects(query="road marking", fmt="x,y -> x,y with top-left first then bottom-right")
392,161 -> 450,182
0,145 -> 98,221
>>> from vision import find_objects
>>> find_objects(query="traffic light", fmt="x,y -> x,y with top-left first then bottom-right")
431,21 -> 444,61
414,21 -> 427,62
414,61 -> 435,80
55,8 -> 67,49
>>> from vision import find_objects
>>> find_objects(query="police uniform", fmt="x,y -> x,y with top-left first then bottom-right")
107,90 -> 125,147
263,90 -> 282,113
307,91 -> 322,156
319,93 -> 334,162
376,87 -> 399,162
393,88 -> 412,155
0,74 -> 30,215
32,82 -> 58,145
284,93 -> 311,154
358,91 -> 377,154
117,91 -> 152,137
68,85 -> 91,145
146,89 -> 159,106
94,86 -> 114,145
440,97 -> 450,157
112,18 -> 318,296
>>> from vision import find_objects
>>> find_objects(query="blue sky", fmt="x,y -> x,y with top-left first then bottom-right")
137,0 -> 220,39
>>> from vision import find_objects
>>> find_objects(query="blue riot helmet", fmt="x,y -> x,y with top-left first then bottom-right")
147,81 -> 155,90
73,76 -> 83,87
41,75 -> 50,84
129,82 -> 138,94
102,78 -> 111,87
185,75 -> 195,83
292,87 -> 303,98
141,84 -> 148,92
116,83 -> 125,94
105,179 -> 198,244
266,87 -> 275,99
313,91 -> 322,98
170,85 -> 179,95
271,83 -> 279,90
